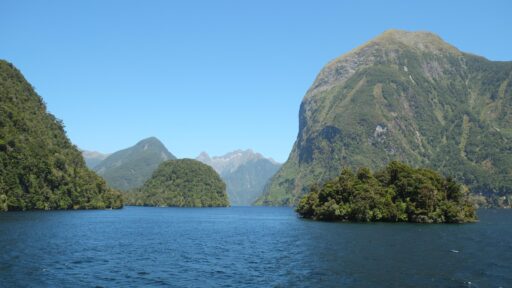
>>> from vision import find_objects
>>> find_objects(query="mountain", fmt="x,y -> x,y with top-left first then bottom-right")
94,137 -> 176,191
82,150 -> 110,169
257,30 -> 512,206
126,159 -> 229,207
197,150 -> 281,205
0,60 -> 122,211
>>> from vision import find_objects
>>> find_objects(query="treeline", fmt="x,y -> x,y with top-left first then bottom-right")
126,159 -> 229,207
0,60 -> 122,211
297,161 -> 476,223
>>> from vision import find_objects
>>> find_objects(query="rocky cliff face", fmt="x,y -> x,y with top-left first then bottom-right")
257,30 -> 512,206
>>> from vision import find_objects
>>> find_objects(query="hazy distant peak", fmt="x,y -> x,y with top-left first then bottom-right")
82,150 -> 110,159
81,150 -> 111,169
266,157 -> 280,165
196,149 -> 279,175
217,149 -> 262,160
196,152 -> 212,164
136,137 -> 163,147
195,149 -> 282,206
197,151 -> 211,159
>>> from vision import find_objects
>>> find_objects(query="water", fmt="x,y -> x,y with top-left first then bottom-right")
0,207 -> 510,287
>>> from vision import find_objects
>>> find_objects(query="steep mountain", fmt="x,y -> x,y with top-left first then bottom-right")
197,150 -> 281,205
82,150 -> 110,169
94,137 -> 176,191
0,60 -> 122,211
126,159 -> 229,207
257,30 -> 512,206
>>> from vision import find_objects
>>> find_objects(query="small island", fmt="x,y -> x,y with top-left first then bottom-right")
296,161 -> 476,223
126,159 -> 229,207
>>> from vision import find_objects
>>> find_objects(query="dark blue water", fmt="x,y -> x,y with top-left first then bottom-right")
0,207 -> 510,287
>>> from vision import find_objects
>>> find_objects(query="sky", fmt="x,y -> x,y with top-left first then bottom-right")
1,0 -> 511,162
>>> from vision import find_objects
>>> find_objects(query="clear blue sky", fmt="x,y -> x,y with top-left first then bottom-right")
1,0 -> 511,162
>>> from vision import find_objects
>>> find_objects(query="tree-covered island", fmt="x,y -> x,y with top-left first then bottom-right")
126,159 -> 230,207
296,161 -> 476,223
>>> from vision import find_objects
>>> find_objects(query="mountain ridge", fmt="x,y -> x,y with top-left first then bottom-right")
0,60 -> 122,211
94,137 -> 176,191
196,150 -> 281,205
257,30 -> 512,206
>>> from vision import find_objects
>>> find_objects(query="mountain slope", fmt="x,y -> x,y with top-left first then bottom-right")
197,150 -> 281,205
94,137 -> 176,191
0,60 -> 122,211
82,150 -> 110,169
257,30 -> 512,206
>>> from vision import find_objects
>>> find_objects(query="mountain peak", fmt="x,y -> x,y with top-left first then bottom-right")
196,149 -> 279,175
372,29 -> 459,53
196,151 -> 212,163
308,29 -> 461,96
94,137 -> 176,190
198,151 -> 210,158
260,30 -> 512,206
136,137 -> 162,146
377,29 -> 442,42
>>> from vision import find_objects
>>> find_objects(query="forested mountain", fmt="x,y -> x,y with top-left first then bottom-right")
82,150 -> 110,169
257,30 -> 512,206
94,137 -> 176,191
0,60 -> 122,211
126,159 -> 229,207
197,150 -> 280,205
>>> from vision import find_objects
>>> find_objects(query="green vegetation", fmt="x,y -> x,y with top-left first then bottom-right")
94,137 -> 176,191
297,161 -> 476,223
258,30 -> 512,207
127,159 -> 229,207
0,60 -> 122,211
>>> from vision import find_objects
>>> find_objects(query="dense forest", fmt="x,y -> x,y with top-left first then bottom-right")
296,161 -> 476,223
0,60 -> 122,211
126,159 -> 229,207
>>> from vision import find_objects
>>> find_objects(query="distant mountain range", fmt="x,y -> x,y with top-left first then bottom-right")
257,30 -> 512,206
83,140 -> 280,206
82,150 -> 110,169
197,150 -> 281,206
92,137 -> 176,191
